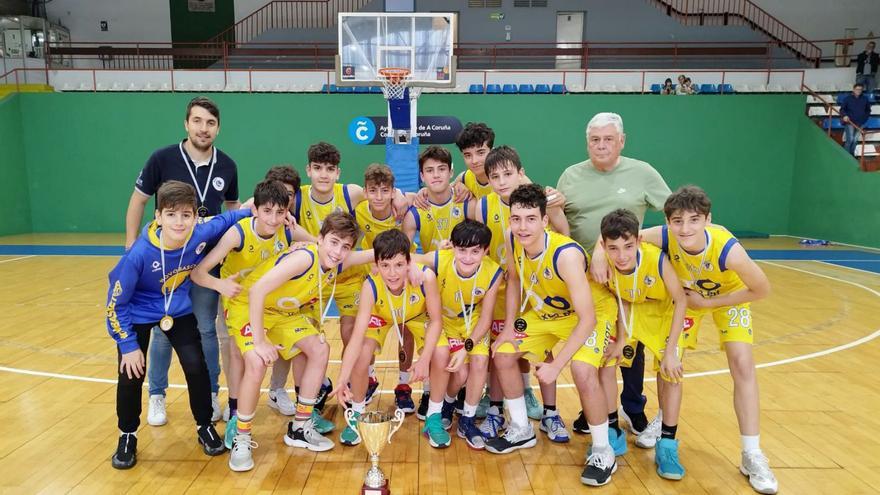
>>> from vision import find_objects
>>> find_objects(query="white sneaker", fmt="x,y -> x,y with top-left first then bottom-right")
740,450 -> 778,494
267,388 -> 296,416
635,413 -> 662,448
221,405 -> 231,423
147,394 -> 167,426
539,412 -> 571,443
284,420 -> 335,452
228,433 -> 258,472
211,393 -> 222,422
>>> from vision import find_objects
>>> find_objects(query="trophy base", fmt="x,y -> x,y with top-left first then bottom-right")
361,480 -> 390,495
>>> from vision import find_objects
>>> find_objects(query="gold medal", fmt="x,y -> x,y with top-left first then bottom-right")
159,315 -> 174,331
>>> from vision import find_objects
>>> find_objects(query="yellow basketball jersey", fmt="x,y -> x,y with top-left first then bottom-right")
461,169 -> 493,199
606,243 -> 669,304
662,225 -> 745,298
354,201 -> 400,249
411,196 -> 467,252
295,183 -> 355,237
365,265 -> 428,330
480,192 -> 510,265
433,250 -> 502,336
219,217 -> 291,307
513,230 -> 589,321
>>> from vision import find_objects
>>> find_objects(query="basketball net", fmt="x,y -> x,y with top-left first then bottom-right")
379,67 -> 420,100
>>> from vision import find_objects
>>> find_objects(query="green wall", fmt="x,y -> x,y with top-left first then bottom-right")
789,118 -> 880,247
0,95 -> 32,235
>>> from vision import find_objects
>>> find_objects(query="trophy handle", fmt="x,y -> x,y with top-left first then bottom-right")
343,408 -> 361,444
386,408 -> 405,443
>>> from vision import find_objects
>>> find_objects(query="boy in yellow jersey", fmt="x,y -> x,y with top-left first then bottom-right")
332,230 -> 448,448
634,186 -> 777,494
222,213 -> 371,471
488,184 -> 616,488
473,146 -> 571,439
598,209 -> 687,480
456,122 -> 496,199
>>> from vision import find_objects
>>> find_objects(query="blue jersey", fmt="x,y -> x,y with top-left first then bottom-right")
106,209 -> 250,353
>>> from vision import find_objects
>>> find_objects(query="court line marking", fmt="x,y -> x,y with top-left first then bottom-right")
815,260 -> 880,277
0,260 -> 877,394
0,255 -> 35,264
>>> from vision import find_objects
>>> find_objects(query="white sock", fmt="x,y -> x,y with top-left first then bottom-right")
463,402 -> 478,418
423,380 -> 431,393
590,421 -> 610,449
427,400 -> 443,416
505,396 -> 528,428
399,371 -> 411,384
322,376 -> 331,387
444,394 -> 456,404
741,434 -> 760,452
351,400 -> 366,413
521,372 -> 531,388
368,365 -> 376,378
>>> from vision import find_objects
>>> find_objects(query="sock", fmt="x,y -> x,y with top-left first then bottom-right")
521,372 -> 531,389
351,400 -> 366,414
457,388 -> 466,402
228,397 -> 238,417
505,396 -> 528,428
590,421 -> 610,449
294,396 -> 316,427
237,413 -> 254,435
399,371 -> 411,384
293,386 -> 299,396
741,434 -> 760,453
423,380 -> 431,393
427,400 -> 443,417
543,404 -> 557,416
444,394 -> 456,404
608,411 -> 622,435
661,423 -> 678,440
488,401 -> 503,416
322,376 -> 331,388
368,365 -> 376,378
463,402 -> 478,418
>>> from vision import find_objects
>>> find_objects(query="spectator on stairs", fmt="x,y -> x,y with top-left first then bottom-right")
855,41 -> 878,92
840,83 -> 871,156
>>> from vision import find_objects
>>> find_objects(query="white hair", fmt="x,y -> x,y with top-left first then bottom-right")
585,112 -> 624,135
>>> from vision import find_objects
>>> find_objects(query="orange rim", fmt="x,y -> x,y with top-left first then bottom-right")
378,67 -> 411,85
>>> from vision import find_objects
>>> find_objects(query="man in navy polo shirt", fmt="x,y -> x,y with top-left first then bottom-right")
124,96 -> 240,425
840,83 -> 872,156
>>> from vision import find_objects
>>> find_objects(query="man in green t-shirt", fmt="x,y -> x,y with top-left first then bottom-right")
556,111 -> 671,440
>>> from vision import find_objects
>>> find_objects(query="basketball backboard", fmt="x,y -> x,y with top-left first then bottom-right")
336,12 -> 456,87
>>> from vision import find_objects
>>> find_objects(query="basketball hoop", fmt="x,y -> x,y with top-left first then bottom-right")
378,67 -> 411,100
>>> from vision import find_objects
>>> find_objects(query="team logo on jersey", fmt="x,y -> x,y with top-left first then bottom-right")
451,206 -> 462,218
364,224 -> 371,232
703,261 -> 713,271
644,275 -> 656,286
493,213 -> 500,222
473,287 -> 485,297
274,240 -> 285,252
542,267 -> 553,280
276,296 -> 302,310
195,242 -> 207,255
409,293 -> 420,305
368,315 -> 387,328
152,261 -> 162,272
212,177 -> 225,191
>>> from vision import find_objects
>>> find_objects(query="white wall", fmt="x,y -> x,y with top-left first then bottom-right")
45,0 -> 170,43
751,0 -> 879,55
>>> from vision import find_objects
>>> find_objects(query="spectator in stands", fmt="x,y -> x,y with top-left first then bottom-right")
661,78 -> 675,95
840,83 -> 871,155
677,77 -> 696,95
856,41 -> 878,91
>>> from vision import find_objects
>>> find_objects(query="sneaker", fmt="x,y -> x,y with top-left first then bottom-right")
416,393 -> 429,420
454,388 -> 466,415
581,445 -> 617,486
365,377 -> 380,404
740,450 -> 778,494
147,394 -> 167,426
475,391 -> 491,419
440,401 -> 456,430
539,413 -> 570,443
340,411 -> 362,446
572,411 -> 590,434
609,427 -> 628,456
619,408 -> 647,435
211,393 -> 222,422
394,384 -> 416,414
110,432 -> 137,469
524,387 -> 542,421
267,388 -> 296,416
479,412 -> 506,440
224,415 -> 238,450
284,420 -> 335,452
655,438 -> 685,480
315,378 -> 333,412
228,433 -> 257,472
221,405 -> 231,423
423,413 -> 452,448
311,409 -> 335,434
456,416 -> 486,450
485,422 -> 537,454
197,424 -> 226,456
635,414 -> 662,449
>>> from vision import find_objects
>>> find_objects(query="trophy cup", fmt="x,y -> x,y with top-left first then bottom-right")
344,408 -> 405,495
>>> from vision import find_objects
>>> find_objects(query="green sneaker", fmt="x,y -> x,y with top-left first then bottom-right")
524,387 -> 542,421
475,390 -> 491,419
422,413 -> 451,448
340,411 -> 361,446
224,416 -> 237,450
311,409 -> 335,434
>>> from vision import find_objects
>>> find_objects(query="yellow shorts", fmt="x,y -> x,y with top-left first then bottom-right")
365,317 -> 449,355
494,312 -> 609,369
444,322 -> 491,358
334,278 -> 363,318
682,302 -> 753,350
614,299 -> 686,372
225,306 -> 321,360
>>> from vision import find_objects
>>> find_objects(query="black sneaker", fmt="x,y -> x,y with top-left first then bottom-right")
197,424 -> 226,456
620,409 -> 648,435
454,388 -> 466,415
417,392 -> 430,421
111,432 -> 137,469
441,400 -> 456,430
572,410 -> 591,434
315,377 -> 333,412
485,423 -> 537,454
580,445 -> 617,486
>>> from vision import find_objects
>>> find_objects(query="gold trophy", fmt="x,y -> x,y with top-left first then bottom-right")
344,408 -> 405,495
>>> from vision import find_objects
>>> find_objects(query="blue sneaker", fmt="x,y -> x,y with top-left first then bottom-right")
224,416 -> 237,450
479,412 -> 506,439
524,387 -> 542,421
457,416 -> 486,449
423,413 -> 451,448
609,427 -> 628,456
340,411 -> 361,446
365,377 -> 380,404
655,438 -> 685,480
441,400 -> 456,430
311,409 -> 335,434
539,413 -> 570,443
394,384 -> 416,413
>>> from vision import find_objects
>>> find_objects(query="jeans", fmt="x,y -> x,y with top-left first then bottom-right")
856,73 -> 876,92
117,313 -> 212,432
844,123 -> 863,156
148,270 -> 221,396
619,341 -> 648,415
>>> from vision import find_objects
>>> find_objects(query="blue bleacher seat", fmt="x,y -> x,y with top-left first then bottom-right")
468,84 -> 484,94
369,86 -> 383,94
700,84 -> 719,94
336,86 -> 353,93
518,84 -> 535,94
354,86 -> 370,93
650,84 -> 662,94
551,84 -> 566,94
486,84 -> 502,94
502,84 -> 517,94
822,117 -> 844,130
720,84 -> 734,94
321,84 -> 336,93
865,117 -> 880,129
535,84 -> 551,94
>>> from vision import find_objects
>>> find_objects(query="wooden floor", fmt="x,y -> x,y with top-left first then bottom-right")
1,236 -> 880,494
